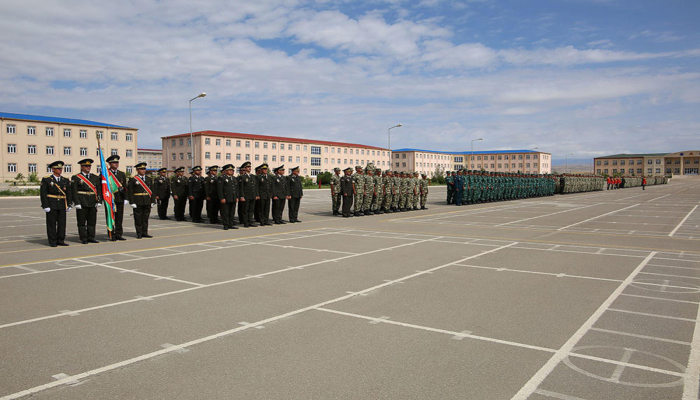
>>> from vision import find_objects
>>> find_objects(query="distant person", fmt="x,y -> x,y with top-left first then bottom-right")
340,167 -> 355,217
642,176 -> 647,190
153,168 -> 171,220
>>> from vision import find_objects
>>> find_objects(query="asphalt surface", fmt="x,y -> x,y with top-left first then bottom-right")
1,178 -> 699,399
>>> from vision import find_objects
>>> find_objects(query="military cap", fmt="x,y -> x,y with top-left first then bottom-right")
240,161 -> 251,169
273,164 -> 285,173
421,173 -> 427,177
221,164 -> 234,171
191,165 -> 202,172
77,158 -> 94,166
343,167 -> 353,172
157,167 -> 167,173
334,167 -> 341,172
355,165 -> 363,170
207,165 -> 219,173
258,163 -> 269,170
49,160 -> 65,169
106,155 -> 120,163
174,167 -> 185,173
134,162 -> 147,169
290,166 -> 300,172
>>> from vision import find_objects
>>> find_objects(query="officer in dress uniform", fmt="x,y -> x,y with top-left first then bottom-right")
271,165 -> 289,224
105,155 -> 127,240
128,162 -> 155,239
40,161 -> 72,247
238,161 -> 259,227
287,166 -> 303,223
217,164 -> 238,230
255,163 -> 273,226
204,165 -> 220,224
340,167 -> 355,217
71,158 -> 101,244
188,166 -> 205,222
171,167 -> 188,221
153,168 -> 171,220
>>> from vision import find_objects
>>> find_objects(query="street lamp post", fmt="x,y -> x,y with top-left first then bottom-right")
565,153 -> 574,174
388,124 -> 402,151
189,92 -> 207,169
471,138 -> 483,169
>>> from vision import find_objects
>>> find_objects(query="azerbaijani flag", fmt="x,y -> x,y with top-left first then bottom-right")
98,144 -> 116,234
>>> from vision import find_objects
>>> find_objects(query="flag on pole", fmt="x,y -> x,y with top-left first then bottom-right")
98,140 -> 116,235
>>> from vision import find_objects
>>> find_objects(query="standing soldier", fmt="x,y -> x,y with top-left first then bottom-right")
330,167 -> 342,215
454,170 -> 464,206
372,168 -> 383,214
271,165 -> 289,224
238,161 -> 259,228
127,162 -> 155,239
41,161 -> 72,247
382,170 -> 393,213
171,167 -> 188,221
353,166 -> 365,216
340,167 -> 355,217
420,173 -> 429,210
255,163 -> 273,226
105,155 -> 127,240
204,165 -> 220,224
71,158 -> 101,244
217,164 -> 238,230
411,172 -> 420,210
288,166 -> 303,223
446,171 -> 454,204
399,172 -> 409,211
188,166 -> 205,223
363,165 -> 375,215
153,168 -> 171,220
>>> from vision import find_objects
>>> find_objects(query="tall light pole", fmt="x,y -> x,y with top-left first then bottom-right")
565,153 -> 574,174
388,124 -> 402,151
189,92 -> 207,169
471,138 -> 483,168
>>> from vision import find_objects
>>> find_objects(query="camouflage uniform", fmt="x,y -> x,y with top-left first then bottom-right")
391,172 -> 401,211
363,165 -> 375,215
411,173 -> 420,210
420,174 -> 429,209
382,171 -> 393,212
353,166 -> 365,215
372,169 -> 383,213
398,173 -> 408,211
330,169 -> 341,215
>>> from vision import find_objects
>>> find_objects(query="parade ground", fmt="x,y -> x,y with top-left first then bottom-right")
1,178 -> 699,400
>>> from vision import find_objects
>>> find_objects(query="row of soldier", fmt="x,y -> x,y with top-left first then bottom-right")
329,165 -> 430,217
446,170 -> 556,206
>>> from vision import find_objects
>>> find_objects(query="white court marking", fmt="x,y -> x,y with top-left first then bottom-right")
557,204 -> 640,231
670,205 -> 698,237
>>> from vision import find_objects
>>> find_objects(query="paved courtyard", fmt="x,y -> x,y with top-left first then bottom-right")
0,178 -> 699,399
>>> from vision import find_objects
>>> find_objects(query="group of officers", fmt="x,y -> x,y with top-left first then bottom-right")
445,170 -> 556,206
39,156 -> 304,247
328,164 -> 430,218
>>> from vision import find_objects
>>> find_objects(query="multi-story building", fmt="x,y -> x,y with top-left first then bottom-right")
1,112 -> 138,181
161,131 -> 391,180
137,148 -> 163,171
391,148 -> 552,177
593,151 -> 700,176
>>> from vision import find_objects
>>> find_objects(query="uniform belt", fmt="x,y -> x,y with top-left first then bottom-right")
47,194 -> 66,199
77,191 -> 95,195
134,193 -> 151,196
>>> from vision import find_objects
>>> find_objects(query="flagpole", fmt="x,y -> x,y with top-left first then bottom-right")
97,137 -> 112,240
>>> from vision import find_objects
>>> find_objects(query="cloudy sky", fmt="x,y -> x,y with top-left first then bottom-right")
1,0 -> 698,165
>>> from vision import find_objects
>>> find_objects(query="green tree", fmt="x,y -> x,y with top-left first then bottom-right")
317,171 -> 332,185
28,172 -> 39,182
15,173 -> 25,182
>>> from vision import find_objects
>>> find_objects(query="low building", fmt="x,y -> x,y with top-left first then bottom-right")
593,151 -> 700,176
161,131 -> 391,180
0,112 -> 138,181
137,148 -> 163,171
391,148 -> 552,177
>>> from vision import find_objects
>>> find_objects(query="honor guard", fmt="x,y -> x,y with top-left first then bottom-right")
238,161 -> 259,227
255,163 -> 273,226
171,167 -> 188,221
106,155 -> 127,240
271,165 -> 289,224
340,167 -> 355,217
330,167 -> 342,215
204,165 -> 220,224
153,168 -> 171,220
128,162 -> 155,239
40,161 -> 72,247
287,166 -> 303,223
217,164 -> 239,230
188,166 -> 205,222
71,158 -> 101,244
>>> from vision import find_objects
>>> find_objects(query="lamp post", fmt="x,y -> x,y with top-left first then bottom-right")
565,153 -> 574,174
189,92 -> 207,169
471,138 -> 483,168
388,124 -> 402,151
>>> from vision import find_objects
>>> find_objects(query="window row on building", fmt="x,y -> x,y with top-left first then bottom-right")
6,144 -> 131,158
5,124 -> 132,142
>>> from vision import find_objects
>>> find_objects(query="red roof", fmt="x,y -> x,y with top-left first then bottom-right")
138,148 -> 162,152
162,130 -> 389,151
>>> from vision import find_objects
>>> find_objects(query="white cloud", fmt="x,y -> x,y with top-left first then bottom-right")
574,100 -> 624,118
631,30 -> 685,43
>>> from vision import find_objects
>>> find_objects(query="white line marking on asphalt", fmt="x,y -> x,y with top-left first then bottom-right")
620,293 -> 699,305
495,203 -> 601,227
134,296 -> 153,301
13,265 -> 38,273
590,327 -> 691,346
534,389 -> 587,400
639,271 -> 700,281
683,278 -> 700,400
609,348 -> 635,383
160,343 -> 189,353
368,316 -> 390,324
558,204 -> 639,231
607,308 -> 696,322
59,310 -> 80,317
670,205 -> 698,237
451,330 -> 472,340
238,322 -> 265,329
50,373 -> 81,386
511,251 -> 656,400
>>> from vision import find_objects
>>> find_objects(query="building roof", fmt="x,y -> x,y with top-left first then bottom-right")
0,112 -> 134,129
138,148 -> 162,152
595,153 -> 668,159
162,130 -> 389,151
392,148 -> 546,155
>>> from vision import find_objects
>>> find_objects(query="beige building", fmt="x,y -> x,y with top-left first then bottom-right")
392,148 -> 552,177
1,112 -> 138,181
162,130 -> 391,180
137,148 -> 163,171
594,151 -> 700,176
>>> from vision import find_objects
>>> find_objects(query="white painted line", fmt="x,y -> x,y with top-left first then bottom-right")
670,205 -> 698,237
238,322 -> 265,329
557,204 -> 639,231
590,327 -> 691,346
620,293 -> 699,305
684,271 -> 700,400
639,271 -> 700,281
511,251 -> 657,400
13,265 -> 38,273
160,343 -> 189,353
451,330 -> 472,340
368,316 -> 390,324
134,295 -> 153,301
0,264 -> 95,280
59,310 -> 80,317
608,308 -> 696,322
456,263 -> 622,283
534,389 -> 587,400
495,203 -> 600,227
50,373 -> 80,386
610,348 -> 635,383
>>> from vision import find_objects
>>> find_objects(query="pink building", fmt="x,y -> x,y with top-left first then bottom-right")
162,131 -> 391,180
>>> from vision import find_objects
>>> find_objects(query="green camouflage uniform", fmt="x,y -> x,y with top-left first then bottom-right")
353,167 -> 365,214
330,171 -> 341,213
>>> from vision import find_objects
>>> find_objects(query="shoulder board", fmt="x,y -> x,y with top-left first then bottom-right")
44,175 -> 51,179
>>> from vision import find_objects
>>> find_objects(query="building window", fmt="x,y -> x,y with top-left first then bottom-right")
620,160 -> 625,165
7,163 -> 17,173
187,139 -> 191,146
226,140 -> 231,146
245,154 -> 250,161
46,127 -> 54,137
28,163 -> 37,173
311,169 -> 321,176
28,144 -> 37,154
7,144 -> 17,154
172,154 -> 177,161
263,142 -> 268,149
272,156 -> 277,162
46,146 -> 54,155
80,147 -> 87,156
288,144 -> 293,150
126,133 -> 133,142
296,157 -> 300,163
111,149 -> 118,156
311,157 -> 321,166
215,139 -> 220,146
245,141 -> 250,148
454,156 -> 463,163
216,152 -> 221,160
111,132 -> 118,141
311,146 -> 321,155
205,138 -> 210,145
402,162 -> 406,167
27,126 -> 36,135
6,124 -> 16,134
226,153 -> 231,160
303,157 -> 307,163
288,156 -> 292,162
254,154 -> 259,161
236,154 -> 241,160
126,166 -> 132,174
64,164 -> 72,173
656,159 -> 661,164
656,168 -> 661,173
534,163 -> 538,167
272,143 -> 276,150
205,152 -> 211,159
96,131 -> 103,139
255,142 -> 259,148
126,150 -> 133,158
236,140 -> 241,147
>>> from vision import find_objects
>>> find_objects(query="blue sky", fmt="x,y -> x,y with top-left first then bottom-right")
1,0 -> 698,165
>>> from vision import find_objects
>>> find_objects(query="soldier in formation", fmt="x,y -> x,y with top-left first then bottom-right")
288,166 -> 303,223
171,167 -> 189,221
217,164 -> 238,230
340,167 -> 355,217
188,165 -> 205,223
153,168 -> 170,220
40,161 -> 72,247
330,167 -> 342,215
204,165 -> 220,224
106,155 -> 127,240
271,165 -> 289,224
127,162 -> 155,239
255,163 -> 273,226
71,158 -> 101,244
